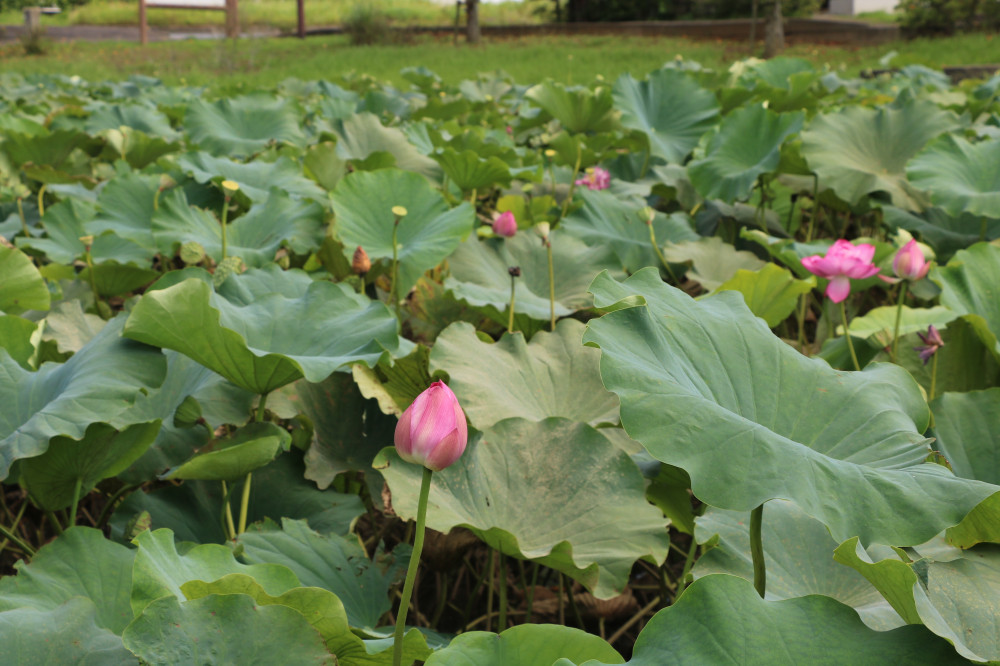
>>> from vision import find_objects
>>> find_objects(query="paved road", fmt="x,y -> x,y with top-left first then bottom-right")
0,23 -> 280,44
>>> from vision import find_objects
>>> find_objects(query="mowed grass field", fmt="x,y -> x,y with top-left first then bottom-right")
2,33 -> 999,92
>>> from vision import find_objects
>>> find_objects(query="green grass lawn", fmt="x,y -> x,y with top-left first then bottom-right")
2,33 -> 999,91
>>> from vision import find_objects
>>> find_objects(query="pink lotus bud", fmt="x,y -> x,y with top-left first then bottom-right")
801,239 -> 880,303
394,381 -> 468,471
492,211 -> 518,238
892,239 -> 930,282
575,166 -> 611,191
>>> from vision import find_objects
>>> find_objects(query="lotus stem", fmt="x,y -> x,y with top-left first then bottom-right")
929,351 -> 939,402
507,267 -> 519,334
649,222 -> 679,284
805,174 -> 819,243
558,145 -> 583,223
37,184 -> 46,218
390,218 -> 401,309
485,548 -> 496,632
95,483 -> 139,529
220,194 -> 230,262
840,301 -> 861,371
546,239 -> 556,332
497,552 -> 509,631
16,198 -> 29,237
82,243 -> 106,320
891,282 -> 908,363
524,561 -> 539,623
68,476 -> 83,527
0,522 -> 34,558
393,467 -> 433,666
607,594 -> 661,646
566,576 -> 584,629
557,572 -> 565,625
750,503 -> 766,598
676,536 -> 699,596
221,480 -> 237,541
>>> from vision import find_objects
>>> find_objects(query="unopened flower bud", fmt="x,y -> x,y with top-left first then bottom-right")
492,211 -> 518,238
508,266 -> 521,277
352,246 -> 371,275
394,381 -> 468,471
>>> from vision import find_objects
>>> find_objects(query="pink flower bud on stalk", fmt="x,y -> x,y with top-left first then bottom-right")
394,381 -> 468,472
575,166 -> 611,191
892,239 -> 931,282
801,239 -> 880,303
492,210 -> 518,238
915,325 -> 945,365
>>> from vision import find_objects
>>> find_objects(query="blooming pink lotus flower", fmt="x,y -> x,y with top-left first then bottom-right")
801,239 -> 880,303
394,381 -> 468,471
492,211 -> 518,238
575,166 -> 610,191
892,239 -> 930,282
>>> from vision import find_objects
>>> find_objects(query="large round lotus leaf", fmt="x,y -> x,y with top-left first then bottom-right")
152,188 -> 324,268
331,168 -> 474,301
835,537 -> 1000,663
177,152 -> 326,204
0,527 -> 135,634
123,266 -> 400,394
21,420 -> 161,511
375,418 -> 670,599
130,527 -> 300,617
429,320 -> 619,430
525,81 -> 617,134
561,189 -> 698,274
0,314 -> 166,479
162,421 -> 289,482
583,268 -> 996,547
612,68 -> 719,165
579,574 -> 966,666
932,243 -> 1000,361
433,148 -> 512,192
237,518 -> 394,630
714,263 -> 815,328
424,624 -> 623,666
85,101 -> 178,140
332,112 -> 440,181
184,95 -> 305,157
123,594 -> 333,665
687,104 -> 804,203
181,574 -> 432,665
41,300 -> 105,354
928,388 -> 1000,548
0,599 -> 135,665
0,245 -> 49,315
907,134 -> 1000,218
444,233 -> 616,323
693,500 -> 904,630
661,236 -> 765,291
882,206 -> 1000,262
800,100 -> 959,211
0,314 -> 37,369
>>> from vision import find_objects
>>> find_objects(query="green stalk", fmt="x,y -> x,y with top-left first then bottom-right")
649,223 -> 679,284
676,537 -> 699,596
16,198 -> 29,237
237,392 -> 268,536
221,480 -> 237,541
546,239 -> 556,332
796,292 -> 810,353
806,174 -> 819,243
497,552 -> 508,631
37,184 -> 46,218
891,282 -> 908,363
83,245 -> 106,321
95,484 -> 138,529
220,194 -> 230,261
929,350 -> 940,402
840,301 -> 861,371
46,510 -> 63,536
390,219 -> 400,308
485,549 -> 496,632
0,522 -> 34,558
558,145 -> 583,223
508,270 -> 518,334
393,467 -> 433,666
68,476 -> 83,527
750,503 -> 766,598
524,561 -> 539,623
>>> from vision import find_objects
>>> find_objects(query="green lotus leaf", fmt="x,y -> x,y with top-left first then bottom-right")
351,343 -> 432,416
0,315 -> 37,368
932,243 -> 1000,361
237,518 -> 394,630
907,134 -> 1000,218
85,101 -> 179,140
714,263 -> 815,328
800,100 -> 959,210
40,301 -> 104,356
444,233 -> 616,324
584,268 -> 996,546
0,245 -> 50,315
98,126 -> 181,169
661,236 -> 766,291
123,266 -> 400,394
21,420 -> 161,511
331,168 -> 474,300
433,148 -> 512,193
561,189 -> 697,274
429,320 -> 618,430
112,451 -> 365,544
612,68 -> 719,164
525,81 -> 617,134
844,305 -> 958,349
130,527 -> 300,617
693,500 -> 904,630
736,57 -> 824,112
162,421 -> 289,481
177,152 -> 325,204
688,104 -> 804,203
89,172 -> 162,252
332,112 -> 440,181
122,594 -> 333,665
882,206 -> 1000,262
0,599 -> 135,664
376,418 -> 670,599
181,574 -> 432,666
184,94 -> 305,157
297,371 -> 395,493
152,188 -> 324,267
425,625 -> 623,666
1,127 -> 89,168
0,527 -> 135,633
580,574 -> 966,665
0,315 -> 166,479
835,537 -> 1000,663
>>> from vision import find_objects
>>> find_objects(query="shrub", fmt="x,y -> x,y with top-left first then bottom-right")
558,0 -> 820,21
899,0 -> 1000,33
342,2 -> 392,45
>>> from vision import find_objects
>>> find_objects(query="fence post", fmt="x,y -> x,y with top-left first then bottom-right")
225,0 -> 239,39
139,0 -> 148,45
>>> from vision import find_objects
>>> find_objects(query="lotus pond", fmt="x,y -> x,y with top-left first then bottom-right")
1,59 -> 999,663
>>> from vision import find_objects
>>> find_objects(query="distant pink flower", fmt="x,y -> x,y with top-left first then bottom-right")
394,381 -> 468,472
492,210 -> 517,238
914,325 -> 944,365
575,166 -> 610,191
892,239 -> 930,282
801,240 -> 880,303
